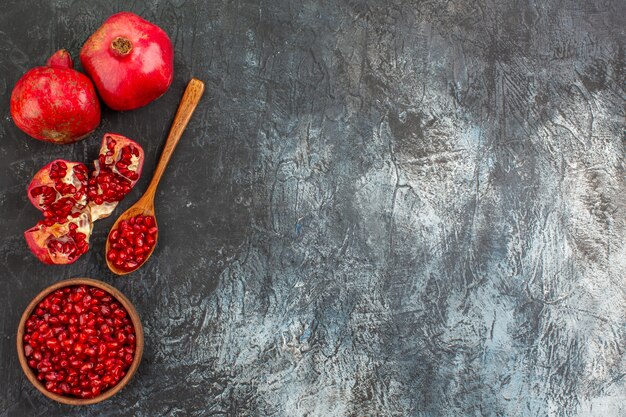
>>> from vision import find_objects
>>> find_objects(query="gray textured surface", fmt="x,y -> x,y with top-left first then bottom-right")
1,0 -> 625,416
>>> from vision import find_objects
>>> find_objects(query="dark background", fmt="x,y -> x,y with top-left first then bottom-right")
1,0 -> 624,416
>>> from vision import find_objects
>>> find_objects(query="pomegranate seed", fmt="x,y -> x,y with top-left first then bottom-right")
125,260 -> 138,270
91,289 -> 106,298
23,285 -> 135,399
45,339 -> 58,349
107,250 -> 118,261
113,309 -> 126,318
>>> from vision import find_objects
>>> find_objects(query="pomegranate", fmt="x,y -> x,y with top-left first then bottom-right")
88,134 -> 145,221
24,134 -> 144,264
27,160 -> 89,217
23,285 -> 136,399
25,214 -> 92,265
80,12 -> 174,111
24,161 -> 92,265
10,49 -> 100,144
107,215 -> 157,272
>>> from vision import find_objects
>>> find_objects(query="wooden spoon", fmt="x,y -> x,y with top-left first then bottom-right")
106,78 -> 205,275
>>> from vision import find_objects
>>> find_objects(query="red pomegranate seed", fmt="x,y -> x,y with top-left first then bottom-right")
106,214 -> 157,272
23,285 -> 135,399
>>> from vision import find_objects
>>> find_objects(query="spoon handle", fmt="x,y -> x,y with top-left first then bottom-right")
144,78 -> 205,199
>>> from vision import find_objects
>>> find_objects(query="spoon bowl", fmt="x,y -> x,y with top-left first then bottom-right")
106,78 -> 204,275
105,198 -> 158,275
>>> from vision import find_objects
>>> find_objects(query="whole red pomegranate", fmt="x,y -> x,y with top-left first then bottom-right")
80,12 -> 174,111
10,50 -> 101,144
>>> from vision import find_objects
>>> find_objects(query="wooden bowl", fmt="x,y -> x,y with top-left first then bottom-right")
16,278 -> 144,405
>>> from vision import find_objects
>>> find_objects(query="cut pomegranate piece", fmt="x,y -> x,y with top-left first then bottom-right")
25,160 -> 92,265
107,215 -> 157,272
27,160 -> 89,219
88,134 -> 144,221
25,212 -> 92,265
23,285 -> 136,399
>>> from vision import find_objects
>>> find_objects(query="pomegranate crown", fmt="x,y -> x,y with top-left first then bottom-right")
46,49 -> 74,69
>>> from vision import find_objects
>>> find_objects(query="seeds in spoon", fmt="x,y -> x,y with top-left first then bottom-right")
107,214 -> 157,272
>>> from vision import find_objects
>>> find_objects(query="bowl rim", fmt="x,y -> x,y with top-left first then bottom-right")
16,277 -> 144,405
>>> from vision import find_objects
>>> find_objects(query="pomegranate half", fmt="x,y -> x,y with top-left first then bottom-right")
10,50 -> 101,144
80,12 -> 174,111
